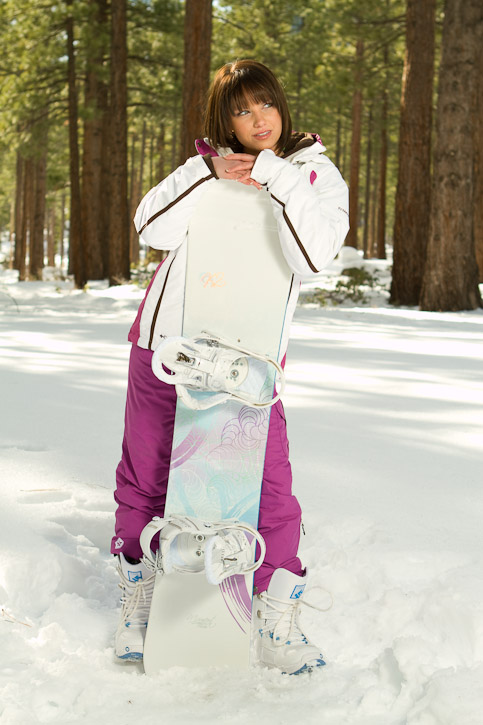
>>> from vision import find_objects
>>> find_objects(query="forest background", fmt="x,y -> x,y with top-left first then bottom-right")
0,0 -> 482,312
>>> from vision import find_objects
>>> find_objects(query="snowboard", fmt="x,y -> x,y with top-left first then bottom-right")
143,179 -> 293,673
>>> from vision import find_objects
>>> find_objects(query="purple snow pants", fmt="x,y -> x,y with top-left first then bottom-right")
111,344 -> 303,592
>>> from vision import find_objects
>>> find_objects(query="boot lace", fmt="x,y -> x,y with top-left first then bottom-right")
117,564 -> 156,628
257,590 -> 332,647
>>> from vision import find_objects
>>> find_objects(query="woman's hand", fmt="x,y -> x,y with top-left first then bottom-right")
212,154 -> 262,190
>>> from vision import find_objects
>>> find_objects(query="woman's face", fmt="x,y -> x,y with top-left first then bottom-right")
230,99 -> 283,156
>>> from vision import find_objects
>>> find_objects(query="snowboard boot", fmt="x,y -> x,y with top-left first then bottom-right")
115,553 -> 156,661
254,568 -> 326,675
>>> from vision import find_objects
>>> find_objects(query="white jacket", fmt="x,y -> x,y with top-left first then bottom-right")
129,134 -> 349,357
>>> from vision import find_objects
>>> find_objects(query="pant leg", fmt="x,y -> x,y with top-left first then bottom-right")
111,345 -> 303,586
111,344 -> 177,558
253,400 -> 304,593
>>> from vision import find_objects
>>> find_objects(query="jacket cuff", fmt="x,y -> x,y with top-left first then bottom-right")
251,149 -> 283,185
202,153 -> 219,179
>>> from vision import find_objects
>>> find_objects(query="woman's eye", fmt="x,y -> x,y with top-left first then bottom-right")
264,102 -> 273,108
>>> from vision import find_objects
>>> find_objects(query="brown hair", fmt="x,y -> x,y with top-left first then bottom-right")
204,59 -> 292,155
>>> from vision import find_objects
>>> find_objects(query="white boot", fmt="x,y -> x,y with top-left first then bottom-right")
115,554 -> 156,661
254,568 -> 326,675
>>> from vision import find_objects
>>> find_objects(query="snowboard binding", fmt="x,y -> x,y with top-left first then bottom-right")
151,332 -> 285,410
140,515 -> 266,585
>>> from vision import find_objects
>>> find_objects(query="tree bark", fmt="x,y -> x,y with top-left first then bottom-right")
474,42 -> 483,282
19,157 -> 31,281
81,0 -> 109,281
346,39 -> 364,249
47,204 -> 56,267
60,192 -> 66,272
362,106 -> 373,258
335,105 -> 342,172
420,0 -> 483,311
171,95 -> 179,171
66,3 -> 86,288
376,55 -> 388,261
30,146 -> 48,280
108,0 -> 130,284
179,0 -> 212,164
130,121 -> 146,265
14,151 -> 24,273
149,134 -> 154,189
390,0 -> 436,304
128,132 -> 139,263
368,147 -> 379,259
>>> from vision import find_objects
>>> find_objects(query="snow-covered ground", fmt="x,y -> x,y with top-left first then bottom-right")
1,260 -> 483,725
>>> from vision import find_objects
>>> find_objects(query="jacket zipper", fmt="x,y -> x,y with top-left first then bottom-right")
148,254 -> 176,350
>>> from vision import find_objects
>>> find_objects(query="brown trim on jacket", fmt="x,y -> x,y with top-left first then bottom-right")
138,174 -> 215,234
282,132 -> 317,158
148,255 -> 176,350
202,154 -> 219,179
270,194 -> 319,274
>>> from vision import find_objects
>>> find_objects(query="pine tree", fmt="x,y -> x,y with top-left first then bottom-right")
420,0 -> 483,311
390,0 -> 436,305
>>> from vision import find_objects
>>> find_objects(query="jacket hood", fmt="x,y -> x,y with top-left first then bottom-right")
282,132 -> 325,158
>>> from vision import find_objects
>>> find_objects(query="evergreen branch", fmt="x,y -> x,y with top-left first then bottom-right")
365,29 -> 405,60
359,14 -> 405,26
213,13 -> 255,45
127,55 -> 180,69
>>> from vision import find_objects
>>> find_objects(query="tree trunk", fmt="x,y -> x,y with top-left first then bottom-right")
157,123 -> 165,182
149,134 -> 154,189
108,0 -> 130,284
81,0 -> 109,281
420,0 -> 483,311
335,106 -> 342,172
47,204 -> 56,267
171,97 -> 179,171
376,57 -> 388,261
30,147 -> 48,280
129,132 -> 139,262
390,0 -> 436,304
8,199 -> 15,268
139,121 -> 147,198
19,157 -> 31,281
362,106 -> 373,258
179,0 -> 212,164
60,192 -> 66,271
66,3 -> 86,288
474,42 -> 483,282
346,39 -> 364,249
14,151 -> 24,272
368,150 -> 379,259
130,121 -> 146,265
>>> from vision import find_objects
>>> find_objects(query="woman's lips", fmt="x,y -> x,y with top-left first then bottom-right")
254,130 -> 271,139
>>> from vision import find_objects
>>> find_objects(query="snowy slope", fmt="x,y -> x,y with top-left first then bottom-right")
1,267 -> 483,725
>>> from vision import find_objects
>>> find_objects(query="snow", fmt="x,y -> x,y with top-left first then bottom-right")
1,261 -> 483,724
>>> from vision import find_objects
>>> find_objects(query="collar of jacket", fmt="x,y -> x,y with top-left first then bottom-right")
194,132 -> 326,161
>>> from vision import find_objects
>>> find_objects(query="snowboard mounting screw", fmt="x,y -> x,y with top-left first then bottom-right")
195,534 -> 205,542
177,352 -> 193,364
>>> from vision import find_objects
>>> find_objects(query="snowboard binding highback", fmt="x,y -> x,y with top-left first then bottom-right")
151,332 -> 285,410
140,515 -> 266,585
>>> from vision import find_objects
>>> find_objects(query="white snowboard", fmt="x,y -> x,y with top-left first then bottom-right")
143,180 -> 292,673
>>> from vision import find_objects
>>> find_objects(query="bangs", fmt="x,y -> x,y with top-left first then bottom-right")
204,60 -> 293,154
227,80 -> 277,115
